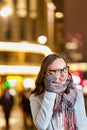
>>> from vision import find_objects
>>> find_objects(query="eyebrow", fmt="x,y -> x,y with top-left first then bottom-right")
49,66 -> 67,70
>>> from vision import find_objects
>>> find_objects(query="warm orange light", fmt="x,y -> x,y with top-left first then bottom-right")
0,41 -> 53,56
0,65 -> 40,75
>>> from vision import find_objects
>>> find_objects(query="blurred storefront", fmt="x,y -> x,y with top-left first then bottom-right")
0,41 -> 53,99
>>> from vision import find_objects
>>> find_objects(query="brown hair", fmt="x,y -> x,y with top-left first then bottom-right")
32,53 -> 67,95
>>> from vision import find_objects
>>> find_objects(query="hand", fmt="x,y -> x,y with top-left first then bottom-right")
44,74 -> 57,92
65,73 -> 73,88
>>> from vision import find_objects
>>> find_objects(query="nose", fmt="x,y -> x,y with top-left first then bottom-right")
59,70 -> 65,76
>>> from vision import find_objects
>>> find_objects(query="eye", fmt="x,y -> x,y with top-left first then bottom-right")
63,66 -> 69,72
55,69 -> 60,73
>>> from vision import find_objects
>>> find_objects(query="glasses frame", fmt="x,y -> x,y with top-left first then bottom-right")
48,66 -> 69,75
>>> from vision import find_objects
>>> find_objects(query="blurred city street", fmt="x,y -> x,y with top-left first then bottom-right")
0,105 -> 37,130
0,0 -> 87,129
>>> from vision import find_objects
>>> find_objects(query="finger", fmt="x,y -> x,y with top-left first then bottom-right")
47,74 -> 56,80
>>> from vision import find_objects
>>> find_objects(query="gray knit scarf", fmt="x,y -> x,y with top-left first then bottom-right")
53,74 -> 78,130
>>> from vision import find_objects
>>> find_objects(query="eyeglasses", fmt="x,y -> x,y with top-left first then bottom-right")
48,66 -> 69,75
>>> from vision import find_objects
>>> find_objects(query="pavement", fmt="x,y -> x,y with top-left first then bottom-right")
0,105 -> 37,130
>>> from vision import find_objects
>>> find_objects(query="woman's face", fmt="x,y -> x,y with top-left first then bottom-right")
48,58 -> 69,84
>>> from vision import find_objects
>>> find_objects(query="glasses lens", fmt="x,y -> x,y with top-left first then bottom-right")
49,66 -> 69,75
55,69 -> 60,74
63,66 -> 69,73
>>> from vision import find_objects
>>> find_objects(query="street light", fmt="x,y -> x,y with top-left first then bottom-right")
37,35 -> 47,44
0,7 -> 13,17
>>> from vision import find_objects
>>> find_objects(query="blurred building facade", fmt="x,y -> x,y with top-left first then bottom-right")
0,0 -> 87,62
0,0 -> 87,94
0,0 -> 47,42
0,0 -> 65,69
0,0 -> 64,52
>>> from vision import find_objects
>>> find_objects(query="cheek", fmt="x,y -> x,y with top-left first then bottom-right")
55,73 -> 69,84
63,73 -> 69,81
56,73 -> 69,79
65,73 -> 69,79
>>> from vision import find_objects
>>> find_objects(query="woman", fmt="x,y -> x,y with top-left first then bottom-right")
29,53 -> 87,130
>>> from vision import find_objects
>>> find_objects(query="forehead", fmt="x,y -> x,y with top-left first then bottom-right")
48,58 -> 66,69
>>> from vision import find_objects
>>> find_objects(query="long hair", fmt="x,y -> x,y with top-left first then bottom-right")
32,54 -> 67,95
